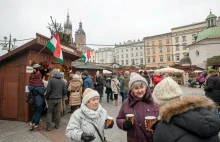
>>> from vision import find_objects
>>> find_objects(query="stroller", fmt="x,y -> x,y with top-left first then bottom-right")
188,79 -> 199,88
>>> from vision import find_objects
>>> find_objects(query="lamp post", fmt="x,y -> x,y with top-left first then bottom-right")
1,34 -> 17,52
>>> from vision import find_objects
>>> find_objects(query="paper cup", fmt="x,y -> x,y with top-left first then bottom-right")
106,116 -> 113,127
145,116 -> 156,131
126,114 -> 134,124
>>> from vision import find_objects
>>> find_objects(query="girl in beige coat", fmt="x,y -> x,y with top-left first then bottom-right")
111,75 -> 120,106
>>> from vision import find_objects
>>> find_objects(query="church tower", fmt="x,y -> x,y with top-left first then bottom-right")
64,12 -> 73,43
75,21 -> 86,53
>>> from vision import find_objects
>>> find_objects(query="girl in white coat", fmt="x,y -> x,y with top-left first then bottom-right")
66,88 -> 114,142
111,75 -> 120,106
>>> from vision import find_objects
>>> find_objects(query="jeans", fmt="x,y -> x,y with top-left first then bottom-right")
215,102 -> 220,118
32,105 -> 43,126
46,99 -> 61,128
124,93 -> 128,101
120,92 -> 124,102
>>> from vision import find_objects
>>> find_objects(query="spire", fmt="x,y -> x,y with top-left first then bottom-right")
79,20 -> 82,29
64,10 -> 72,30
75,20 -> 85,35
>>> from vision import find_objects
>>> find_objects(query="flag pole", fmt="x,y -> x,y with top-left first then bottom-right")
30,44 -> 47,64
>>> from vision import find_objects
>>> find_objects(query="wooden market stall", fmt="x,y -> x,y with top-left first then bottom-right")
0,33 -> 81,122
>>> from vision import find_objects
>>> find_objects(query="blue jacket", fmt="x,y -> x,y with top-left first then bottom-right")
82,76 -> 93,92
28,86 -> 46,107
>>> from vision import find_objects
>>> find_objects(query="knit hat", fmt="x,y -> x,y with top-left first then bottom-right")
72,74 -> 80,79
208,69 -> 217,74
152,77 -> 183,106
82,70 -> 89,76
50,69 -> 58,75
82,88 -> 100,104
129,72 -> 148,89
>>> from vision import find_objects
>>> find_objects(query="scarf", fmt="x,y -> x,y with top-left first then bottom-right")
81,103 -> 103,119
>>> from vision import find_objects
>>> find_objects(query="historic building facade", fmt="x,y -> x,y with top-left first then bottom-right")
143,33 -> 173,69
95,47 -> 114,64
75,22 -> 86,53
64,12 -> 74,44
189,12 -> 220,69
114,40 -> 145,66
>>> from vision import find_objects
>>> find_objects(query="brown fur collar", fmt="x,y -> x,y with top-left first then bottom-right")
159,96 -> 216,122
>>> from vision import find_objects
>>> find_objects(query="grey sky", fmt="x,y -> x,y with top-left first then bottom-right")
0,0 -> 219,56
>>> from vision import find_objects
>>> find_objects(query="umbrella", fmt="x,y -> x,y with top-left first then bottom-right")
194,70 -> 203,73
154,66 -> 184,73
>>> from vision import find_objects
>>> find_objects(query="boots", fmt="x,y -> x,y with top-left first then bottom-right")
34,125 -> 44,131
68,106 -> 74,113
115,100 -> 118,106
29,123 -> 34,131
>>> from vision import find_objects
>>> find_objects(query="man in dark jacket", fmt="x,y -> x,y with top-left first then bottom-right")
46,69 -> 66,131
204,69 -> 220,118
82,70 -> 93,92
152,77 -> 220,142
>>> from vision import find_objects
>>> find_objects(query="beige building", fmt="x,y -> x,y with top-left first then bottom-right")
171,22 -> 207,64
144,33 -> 173,69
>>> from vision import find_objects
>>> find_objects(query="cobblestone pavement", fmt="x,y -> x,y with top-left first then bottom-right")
0,86 -> 219,142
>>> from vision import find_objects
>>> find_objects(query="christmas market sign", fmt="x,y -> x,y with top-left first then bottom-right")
26,66 -> 34,73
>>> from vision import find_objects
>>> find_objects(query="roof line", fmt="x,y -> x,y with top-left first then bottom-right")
143,32 -> 172,40
171,21 -> 206,30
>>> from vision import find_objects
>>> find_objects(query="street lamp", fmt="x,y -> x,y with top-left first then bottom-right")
1,34 -> 17,52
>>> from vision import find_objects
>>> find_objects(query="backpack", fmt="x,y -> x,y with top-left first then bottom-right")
26,91 -> 35,104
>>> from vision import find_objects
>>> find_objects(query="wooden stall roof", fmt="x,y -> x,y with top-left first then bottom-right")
0,33 -> 81,63
72,62 -> 105,70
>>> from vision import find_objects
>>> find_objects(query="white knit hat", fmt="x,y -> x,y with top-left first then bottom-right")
129,72 -> 148,89
82,88 -> 100,104
152,77 -> 183,106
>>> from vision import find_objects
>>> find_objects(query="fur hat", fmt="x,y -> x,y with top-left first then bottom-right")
129,72 -> 148,89
82,88 -> 100,104
152,77 -> 183,106
82,70 -> 89,76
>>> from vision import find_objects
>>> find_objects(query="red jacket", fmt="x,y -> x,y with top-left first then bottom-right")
153,75 -> 163,87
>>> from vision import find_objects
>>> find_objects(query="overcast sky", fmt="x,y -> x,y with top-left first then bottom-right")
0,0 -> 219,56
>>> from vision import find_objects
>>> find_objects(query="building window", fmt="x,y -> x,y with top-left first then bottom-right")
136,47 -> 138,50
182,36 -> 186,42
131,48 -> 133,51
159,40 -> 162,45
146,42 -> 149,47
140,52 -> 143,56
117,55 -> 119,59
153,57 -> 155,62
140,47 -> 142,49
192,34 -> 196,40
131,59 -> 135,65
136,52 -> 138,56
121,60 -> 124,65
166,46 -> 170,52
159,47 -> 163,53
160,56 -> 163,62
182,43 -> 187,50
131,53 -> 133,57
140,58 -> 143,64
147,57 -> 150,63
152,41 -> 155,46
121,54 -> 123,58
167,55 -> 171,61
152,48 -> 155,54
147,49 -> 150,55
166,39 -> 170,44
126,54 -> 128,58
176,45 -> 179,51
126,49 -> 128,52
175,37 -> 179,43
126,60 -> 129,65
176,55 -> 180,61
121,49 -> 123,52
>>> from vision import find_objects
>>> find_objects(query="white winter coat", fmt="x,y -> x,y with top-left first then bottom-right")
66,105 -> 108,142
111,78 -> 120,94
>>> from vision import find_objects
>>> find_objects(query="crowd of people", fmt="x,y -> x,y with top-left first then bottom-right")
27,64 -> 220,142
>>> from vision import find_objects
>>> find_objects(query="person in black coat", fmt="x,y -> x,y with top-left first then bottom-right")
152,77 -> 220,142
